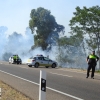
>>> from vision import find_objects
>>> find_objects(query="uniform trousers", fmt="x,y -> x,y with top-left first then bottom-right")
87,63 -> 96,78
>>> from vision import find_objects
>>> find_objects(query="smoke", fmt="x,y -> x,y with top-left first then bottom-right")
0,26 -> 57,64
53,45 -> 87,69
0,26 -> 87,69
0,26 -> 8,60
0,26 -> 34,62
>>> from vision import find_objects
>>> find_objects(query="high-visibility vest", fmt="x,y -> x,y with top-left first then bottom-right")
89,54 -> 97,59
13,56 -> 16,59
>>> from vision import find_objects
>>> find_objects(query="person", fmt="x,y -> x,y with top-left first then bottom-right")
86,50 -> 99,79
13,55 -> 16,63
16,55 -> 19,64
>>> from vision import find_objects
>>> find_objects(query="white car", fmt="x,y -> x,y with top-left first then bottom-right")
9,56 -> 14,64
9,55 -> 22,64
27,55 -> 57,68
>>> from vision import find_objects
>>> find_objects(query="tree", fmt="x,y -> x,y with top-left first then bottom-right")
69,6 -> 100,69
56,34 -> 85,68
29,7 -> 64,50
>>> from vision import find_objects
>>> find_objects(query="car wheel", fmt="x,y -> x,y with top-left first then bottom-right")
28,65 -> 32,67
34,63 -> 39,68
45,66 -> 49,68
52,63 -> 56,68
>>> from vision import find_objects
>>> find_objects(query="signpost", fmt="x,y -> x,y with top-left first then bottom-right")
39,70 -> 46,100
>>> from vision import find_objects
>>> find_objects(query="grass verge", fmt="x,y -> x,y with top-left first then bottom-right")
0,81 -> 32,100
95,70 -> 100,73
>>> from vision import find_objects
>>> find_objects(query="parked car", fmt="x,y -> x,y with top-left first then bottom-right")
9,55 -> 22,64
26,55 -> 57,68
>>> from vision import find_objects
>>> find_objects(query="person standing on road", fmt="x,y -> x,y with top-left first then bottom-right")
86,51 -> 99,79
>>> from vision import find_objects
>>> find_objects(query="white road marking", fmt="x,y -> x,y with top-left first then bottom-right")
58,69 -> 86,74
0,70 -> 84,100
47,87 -> 84,100
50,72 -> 73,77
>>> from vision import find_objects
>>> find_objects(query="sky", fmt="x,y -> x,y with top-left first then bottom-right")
0,0 -> 100,35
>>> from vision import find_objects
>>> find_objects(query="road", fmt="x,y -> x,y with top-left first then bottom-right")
0,61 -> 100,100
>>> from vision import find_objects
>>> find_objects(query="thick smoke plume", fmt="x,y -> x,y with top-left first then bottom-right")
0,26 -> 34,62
0,26 -> 56,63
0,26 -> 87,69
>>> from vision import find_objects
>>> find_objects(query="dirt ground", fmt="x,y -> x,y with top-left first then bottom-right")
0,81 -> 32,100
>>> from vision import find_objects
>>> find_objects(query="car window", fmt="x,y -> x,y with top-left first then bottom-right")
34,57 -> 36,60
38,57 -> 43,60
43,57 -> 49,61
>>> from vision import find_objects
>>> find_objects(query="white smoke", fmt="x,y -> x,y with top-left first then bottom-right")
0,26 -> 34,62
0,26 -> 57,64
0,26 -> 87,69
0,26 -> 8,60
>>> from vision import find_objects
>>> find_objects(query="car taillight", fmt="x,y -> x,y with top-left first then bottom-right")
32,60 -> 35,62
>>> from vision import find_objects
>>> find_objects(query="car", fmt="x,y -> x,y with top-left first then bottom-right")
26,55 -> 57,68
9,55 -> 22,64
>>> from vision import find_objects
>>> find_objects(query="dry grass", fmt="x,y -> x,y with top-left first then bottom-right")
0,81 -> 32,100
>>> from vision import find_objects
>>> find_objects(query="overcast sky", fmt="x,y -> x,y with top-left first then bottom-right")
0,0 -> 100,35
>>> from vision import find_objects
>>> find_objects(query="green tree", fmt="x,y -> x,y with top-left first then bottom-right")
69,6 -> 100,69
29,7 -> 64,50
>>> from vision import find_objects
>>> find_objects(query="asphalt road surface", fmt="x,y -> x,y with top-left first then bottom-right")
0,61 -> 100,100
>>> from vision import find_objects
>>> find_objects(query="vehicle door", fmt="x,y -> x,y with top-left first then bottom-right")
48,59 -> 53,65
37,57 -> 44,66
42,57 -> 50,66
